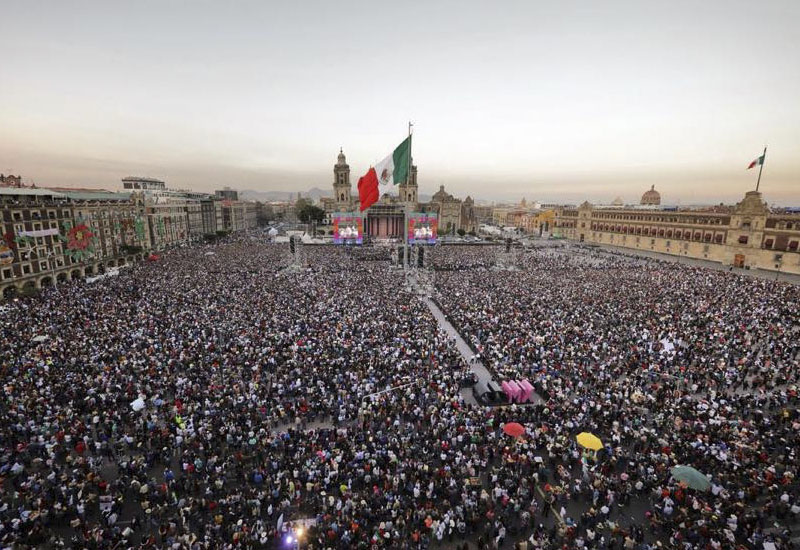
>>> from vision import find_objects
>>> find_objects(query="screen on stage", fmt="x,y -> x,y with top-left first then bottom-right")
408,213 -> 438,244
332,213 -> 364,244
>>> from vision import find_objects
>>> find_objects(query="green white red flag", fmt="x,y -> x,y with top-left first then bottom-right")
747,155 -> 765,169
358,136 -> 411,211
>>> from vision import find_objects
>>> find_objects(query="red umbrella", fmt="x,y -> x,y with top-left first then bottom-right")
502,422 -> 525,438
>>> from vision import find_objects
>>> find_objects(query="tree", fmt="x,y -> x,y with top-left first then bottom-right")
456,228 -> 466,237
297,204 -> 325,224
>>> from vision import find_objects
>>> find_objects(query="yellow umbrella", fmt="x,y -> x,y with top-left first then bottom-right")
576,432 -> 603,451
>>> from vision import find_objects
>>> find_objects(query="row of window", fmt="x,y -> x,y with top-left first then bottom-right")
764,238 -> 799,251
589,224 -> 725,242
597,233 -> 714,250
593,214 -> 726,225
580,229 -> 799,252
9,209 -> 71,222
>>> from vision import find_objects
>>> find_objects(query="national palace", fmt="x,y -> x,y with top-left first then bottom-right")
553,186 -> 800,275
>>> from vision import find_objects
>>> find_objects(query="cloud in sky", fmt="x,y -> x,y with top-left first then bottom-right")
1,0 -> 799,204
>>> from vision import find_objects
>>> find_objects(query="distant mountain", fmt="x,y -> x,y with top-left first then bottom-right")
240,187 -> 429,203
305,187 -> 332,200
239,189 -> 292,201
239,187 -> 332,202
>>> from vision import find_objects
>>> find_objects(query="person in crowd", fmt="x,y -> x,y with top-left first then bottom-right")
0,236 -> 797,550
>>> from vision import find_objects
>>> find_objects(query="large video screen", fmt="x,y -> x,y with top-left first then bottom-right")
332,213 -> 364,244
408,213 -> 438,244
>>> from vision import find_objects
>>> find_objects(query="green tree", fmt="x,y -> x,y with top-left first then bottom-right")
456,228 -> 466,237
297,204 -> 325,224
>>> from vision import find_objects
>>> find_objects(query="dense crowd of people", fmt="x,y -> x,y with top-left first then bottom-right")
0,238 -> 798,549
434,245 -> 800,549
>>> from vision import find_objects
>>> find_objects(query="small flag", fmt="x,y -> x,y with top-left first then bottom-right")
747,155 -> 765,169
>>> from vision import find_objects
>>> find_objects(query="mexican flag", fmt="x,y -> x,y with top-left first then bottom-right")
747,154 -> 765,169
358,136 -> 411,211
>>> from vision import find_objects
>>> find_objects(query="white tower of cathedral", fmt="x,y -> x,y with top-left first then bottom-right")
333,148 -> 351,205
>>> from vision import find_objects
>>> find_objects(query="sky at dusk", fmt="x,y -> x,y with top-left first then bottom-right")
1,0 -> 799,204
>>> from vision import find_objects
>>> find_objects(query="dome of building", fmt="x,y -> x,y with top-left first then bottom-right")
640,185 -> 661,205
337,148 -> 346,165
611,196 -> 624,206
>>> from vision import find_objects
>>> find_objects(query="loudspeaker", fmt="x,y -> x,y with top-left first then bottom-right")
289,236 -> 296,254
505,238 -> 512,253
418,247 -> 425,268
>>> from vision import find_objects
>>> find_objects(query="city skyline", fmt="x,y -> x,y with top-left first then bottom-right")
2,0 -> 799,205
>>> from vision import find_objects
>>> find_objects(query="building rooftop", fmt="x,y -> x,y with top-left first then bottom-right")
121,176 -> 165,183
57,191 -> 133,202
0,187 -> 66,198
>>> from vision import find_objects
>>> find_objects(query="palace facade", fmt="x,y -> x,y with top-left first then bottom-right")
553,189 -> 800,275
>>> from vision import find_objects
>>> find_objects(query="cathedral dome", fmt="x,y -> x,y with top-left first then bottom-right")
337,148 -> 347,165
640,185 -> 661,205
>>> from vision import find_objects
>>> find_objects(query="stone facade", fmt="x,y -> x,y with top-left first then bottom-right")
460,197 -> 478,234
1,179 -> 259,299
553,191 -> 800,274
0,174 -> 23,187
323,149 -> 420,240
429,185 -> 463,235
0,187 -> 149,298
640,185 -> 661,205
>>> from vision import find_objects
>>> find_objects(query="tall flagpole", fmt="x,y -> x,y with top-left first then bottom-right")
404,121 -> 413,270
755,146 -> 767,192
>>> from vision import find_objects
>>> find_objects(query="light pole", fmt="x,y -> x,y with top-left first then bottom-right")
44,249 -> 57,288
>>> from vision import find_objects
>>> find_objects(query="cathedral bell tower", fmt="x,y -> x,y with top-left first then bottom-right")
333,148 -> 351,205
399,159 -> 418,204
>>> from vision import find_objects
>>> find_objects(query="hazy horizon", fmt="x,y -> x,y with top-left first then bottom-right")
2,0 -> 799,205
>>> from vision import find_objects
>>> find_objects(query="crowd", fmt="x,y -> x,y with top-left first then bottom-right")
434,245 -> 800,549
0,238 -> 797,549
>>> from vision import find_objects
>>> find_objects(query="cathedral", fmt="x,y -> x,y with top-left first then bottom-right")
323,148 -> 421,240
320,148 -> 477,239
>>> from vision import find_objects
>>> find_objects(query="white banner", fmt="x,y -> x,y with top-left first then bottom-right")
19,228 -> 60,238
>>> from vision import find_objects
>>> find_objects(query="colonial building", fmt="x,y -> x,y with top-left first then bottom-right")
490,197 -> 555,236
216,200 -> 257,233
0,174 -> 23,187
215,187 -> 239,201
429,185 -> 463,235
460,196 -> 478,234
554,188 -> 800,274
1,177 -> 259,299
322,149 -> 420,240
0,187 -> 149,298
123,177 -> 257,243
640,185 -> 661,205
320,149 -> 483,239
49,188 -> 150,258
